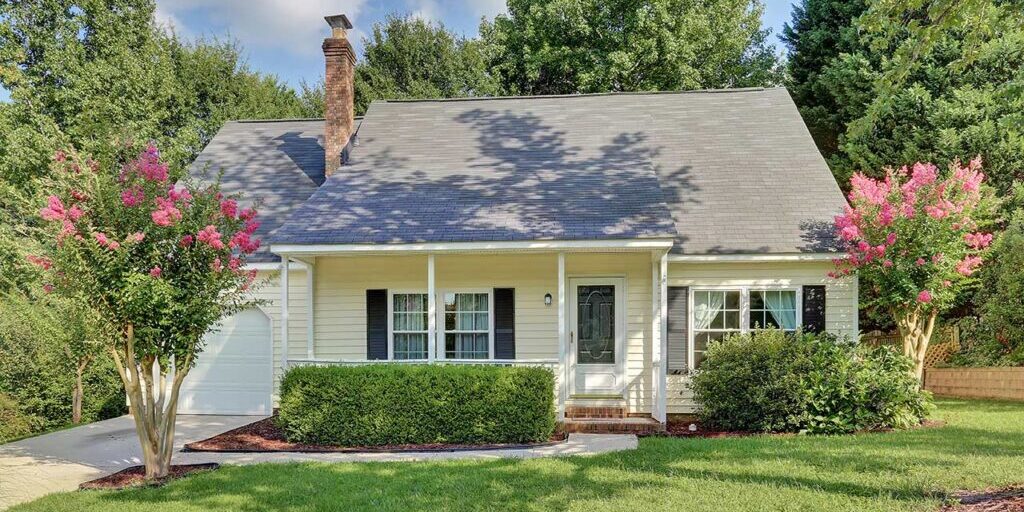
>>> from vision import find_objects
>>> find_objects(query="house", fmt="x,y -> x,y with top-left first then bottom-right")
175,13 -> 857,429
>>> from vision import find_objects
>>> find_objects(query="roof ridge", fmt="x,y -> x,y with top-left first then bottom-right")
377,87 -> 772,104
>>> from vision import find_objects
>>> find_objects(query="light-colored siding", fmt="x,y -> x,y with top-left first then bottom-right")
664,260 -> 858,413
250,255 -> 856,416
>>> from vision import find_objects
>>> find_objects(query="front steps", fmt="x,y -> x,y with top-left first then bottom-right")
559,405 -> 663,434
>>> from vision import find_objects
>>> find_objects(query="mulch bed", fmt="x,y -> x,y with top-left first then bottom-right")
942,485 -> 1024,511
79,463 -> 219,490
183,416 -> 568,453
641,419 -> 945,439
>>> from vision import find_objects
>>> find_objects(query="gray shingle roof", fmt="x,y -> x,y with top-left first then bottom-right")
194,87 -> 846,255
189,119 -> 326,262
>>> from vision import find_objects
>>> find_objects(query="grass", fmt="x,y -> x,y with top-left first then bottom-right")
12,398 -> 1024,512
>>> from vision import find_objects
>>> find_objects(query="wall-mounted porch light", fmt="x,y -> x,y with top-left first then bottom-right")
544,293 -> 553,306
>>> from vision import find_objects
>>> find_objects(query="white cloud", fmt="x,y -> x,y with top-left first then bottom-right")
409,0 -> 443,23
464,0 -> 507,21
155,0 -> 369,55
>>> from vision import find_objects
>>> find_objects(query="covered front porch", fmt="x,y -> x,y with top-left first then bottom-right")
270,240 -> 674,424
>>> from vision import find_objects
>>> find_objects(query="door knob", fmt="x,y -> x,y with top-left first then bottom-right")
570,331 -> 574,344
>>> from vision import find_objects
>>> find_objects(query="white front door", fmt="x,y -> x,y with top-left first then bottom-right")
568,278 -> 625,396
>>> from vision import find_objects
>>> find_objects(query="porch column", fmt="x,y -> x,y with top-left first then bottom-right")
658,252 -> 669,423
427,254 -> 436,362
306,258 -> 315,359
557,252 -> 566,420
280,256 -> 289,371
651,253 -> 660,420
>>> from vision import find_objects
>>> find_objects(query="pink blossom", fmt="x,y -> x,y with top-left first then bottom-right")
197,225 -> 225,250
167,186 -> 192,203
956,256 -> 983,276
924,205 -> 948,219
241,269 -> 258,290
964,232 -> 993,249
943,280 -> 952,288
219,199 -> 238,219
916,258 -> 926,266
151,197 -> 182,227
885,232 -> 897,246
93,232 -> 109,246
901,204 -> 915,218
932,253 -> 944,263
59,220 -> 77,240
849,173 -> 890,205
917,290 -> 932,303
67,205 -> 85,221
228,257 -> 241,271
149,266 -> 162,278
243,219 -> 260,235
70,190 -> 88,202
121,186 -> 144,207
239,208 -> 257,221
230,231 -> 260,254
879,203 -> 895,226
211,257 -> 223,272
126,232 -> 145,243
874,245 -> 886,256
26,255 -> 53,270
883,260 -> 893,268
179,234 -> 194,247
43,284 -> 54,294
39,195 -> 66,221
53,150 -> 66,162
857,241 -> 870,253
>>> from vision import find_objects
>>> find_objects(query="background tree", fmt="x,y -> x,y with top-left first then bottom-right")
830,159 -> 998,380
30,145 -> 261,479
781,0 -> 868,155
974,187 -> 1024,361
0,0 -> 309,190
480,0 -> 782,96
353,14 -> 499,115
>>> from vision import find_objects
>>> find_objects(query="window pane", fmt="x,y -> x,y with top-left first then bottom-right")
712,309 -> 724,329
444,313 -> 456,331
725,291 -> 740,310
394,333 -> 427,359
444,292 -> 457,312
724,310 -> 740,329
750,291 -> 765,310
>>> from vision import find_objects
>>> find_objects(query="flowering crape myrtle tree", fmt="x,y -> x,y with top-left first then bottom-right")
29,145 -> 261,479
831,159 -> 997,381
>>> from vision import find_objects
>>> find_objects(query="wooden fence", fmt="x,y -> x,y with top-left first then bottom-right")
925,367 -> 1024,401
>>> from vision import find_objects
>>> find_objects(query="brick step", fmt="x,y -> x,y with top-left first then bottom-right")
559,417 -> 663,434
564,406 -> 627,419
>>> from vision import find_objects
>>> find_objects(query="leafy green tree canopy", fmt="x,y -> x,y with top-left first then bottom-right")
481,0 -> 783,95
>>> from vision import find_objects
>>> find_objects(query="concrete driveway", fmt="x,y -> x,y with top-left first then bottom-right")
0,414 -> 259,510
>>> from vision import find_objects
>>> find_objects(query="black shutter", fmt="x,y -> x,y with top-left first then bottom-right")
802,285 -> 827,334
667,286 -> 689,373
494,288 -> 516,359
366,289 -> 388,360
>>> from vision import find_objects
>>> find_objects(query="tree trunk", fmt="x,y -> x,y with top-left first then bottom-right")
109,324 -> 192,480
894,307 -> 938,383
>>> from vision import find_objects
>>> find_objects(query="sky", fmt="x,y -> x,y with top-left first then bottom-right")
0,0 -> 796,103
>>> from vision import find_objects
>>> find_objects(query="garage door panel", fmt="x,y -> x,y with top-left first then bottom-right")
177,308 -> 272,415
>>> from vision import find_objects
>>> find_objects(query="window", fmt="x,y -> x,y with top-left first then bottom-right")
392,293 -> 428,359
443,292 -> 491,359
692,290 -> 741,367
750,290 -> 798,332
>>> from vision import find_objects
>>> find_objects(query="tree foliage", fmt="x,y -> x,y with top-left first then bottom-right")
785,0 -> 1024,195
0,0 -> 309,189
480,0 -> 783,95
831,159 -> 998,379
353,14 -> 499,115
29,145 -> 262,479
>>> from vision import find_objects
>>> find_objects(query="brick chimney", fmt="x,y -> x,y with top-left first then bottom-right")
322,14 -> 356,175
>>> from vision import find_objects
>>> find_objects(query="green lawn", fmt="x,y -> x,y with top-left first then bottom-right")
13,399 -> 1024,512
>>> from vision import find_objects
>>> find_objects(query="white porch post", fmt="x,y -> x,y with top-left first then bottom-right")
280,256 -> 289,371
651,253 -> 661,421
427,254 -> 436,363
557,252 -> 566,420
658,252 -> 669,423
306,258 -> 315,359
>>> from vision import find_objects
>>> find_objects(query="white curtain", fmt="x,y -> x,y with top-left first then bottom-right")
694,292 -> 725,330
764,291 -> 798,330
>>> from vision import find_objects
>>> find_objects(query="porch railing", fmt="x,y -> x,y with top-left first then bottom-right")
285,358 -> 559,371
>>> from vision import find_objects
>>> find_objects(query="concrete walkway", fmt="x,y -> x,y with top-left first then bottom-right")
0,415 -> 637,510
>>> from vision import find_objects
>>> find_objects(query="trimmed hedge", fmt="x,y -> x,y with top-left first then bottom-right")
277,364 -> 556,446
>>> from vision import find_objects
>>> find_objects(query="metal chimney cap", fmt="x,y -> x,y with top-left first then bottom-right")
324,14 -> 353,30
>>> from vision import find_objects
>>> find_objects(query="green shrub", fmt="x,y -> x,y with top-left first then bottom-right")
690,330 -> 932,434
278,364 -> 556,446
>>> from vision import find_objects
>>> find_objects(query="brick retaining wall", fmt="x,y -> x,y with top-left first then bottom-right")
925,367 -> 1024,401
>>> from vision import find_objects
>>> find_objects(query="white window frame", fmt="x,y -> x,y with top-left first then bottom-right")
387,290 -> 430,361
438,288 -> 495,360
688,286 -> 803,370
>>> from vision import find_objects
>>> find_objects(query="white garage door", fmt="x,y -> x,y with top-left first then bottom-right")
177,308 -> 273,415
